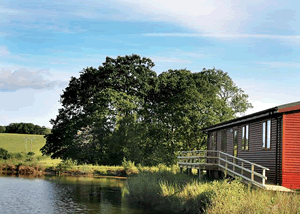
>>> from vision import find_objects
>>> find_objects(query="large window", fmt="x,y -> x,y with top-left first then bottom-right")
262,120 -> 271,149
242,125 -> 249,150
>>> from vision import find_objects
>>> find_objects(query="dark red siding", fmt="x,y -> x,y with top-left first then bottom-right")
282,112 -> 300,189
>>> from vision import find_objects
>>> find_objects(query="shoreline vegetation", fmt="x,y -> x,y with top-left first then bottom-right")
1,154 -> 300,214
125,171 -> 300,214
0,151 -> 175,178
0,133 -> 177,178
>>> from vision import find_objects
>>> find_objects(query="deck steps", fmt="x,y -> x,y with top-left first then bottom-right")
265,185 -> 294,192
178,150 -> 270,189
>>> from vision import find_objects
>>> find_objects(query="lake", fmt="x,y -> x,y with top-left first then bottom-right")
0,175 -> 151,214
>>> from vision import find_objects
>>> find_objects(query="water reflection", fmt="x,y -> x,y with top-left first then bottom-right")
0,175 -> 146,214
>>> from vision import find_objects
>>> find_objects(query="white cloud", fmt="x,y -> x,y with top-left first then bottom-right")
0,46 -> 10,56
105,0 -> 300,35
0,7 -> 24,15
0,68 -> 67,91
0,88 -> 63,127
143,33 -> 300,40
113,0 -> 245,33
2,0 -> 300,37
256,61 -> 300,68
151,56 -> 191,63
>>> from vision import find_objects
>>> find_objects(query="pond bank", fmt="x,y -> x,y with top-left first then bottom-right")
0,158 -> 172,178
126,171 -> 300,214
0,163 -> 133,178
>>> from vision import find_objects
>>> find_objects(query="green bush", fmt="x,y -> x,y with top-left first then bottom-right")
122,158 -> 138,175
0,148 -> 10,159
11,152 -> 26,159
27,151 -> 35,156
0,126 -> 6,133
56,159 -> 76,171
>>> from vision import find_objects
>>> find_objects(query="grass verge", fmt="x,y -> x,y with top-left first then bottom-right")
125,171 -> 300,214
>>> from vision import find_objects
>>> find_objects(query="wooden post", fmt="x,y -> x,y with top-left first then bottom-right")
198,169 -> 201,179
225,156 -> 228,177
251,164 -> 254,182
218,152 -> 220,166
215,151 -> 217,164
233,157 -> 235,172
180,167 -> 183,173
262,169 -> 266,186
241,162 -> 244,175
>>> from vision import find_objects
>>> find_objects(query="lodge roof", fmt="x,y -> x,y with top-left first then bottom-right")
202,101 -> 300,132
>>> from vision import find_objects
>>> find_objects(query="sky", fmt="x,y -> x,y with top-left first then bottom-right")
0,0 -> 300,128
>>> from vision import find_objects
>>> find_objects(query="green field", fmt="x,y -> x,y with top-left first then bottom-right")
0,133 -> 168,176
0,133 -> 61,166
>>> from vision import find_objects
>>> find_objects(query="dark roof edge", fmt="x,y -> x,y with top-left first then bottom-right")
202,107 -> 278,132
277,101 -> 300,109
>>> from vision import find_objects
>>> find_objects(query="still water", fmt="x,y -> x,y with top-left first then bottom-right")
0,175 -> 149,214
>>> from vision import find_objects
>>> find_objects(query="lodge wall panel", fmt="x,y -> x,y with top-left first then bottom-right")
217,131 -> 221,151
227,128 -> 233,156
282,112 -> 300,189
276,116 -> 282,185
211,117 -> 278,183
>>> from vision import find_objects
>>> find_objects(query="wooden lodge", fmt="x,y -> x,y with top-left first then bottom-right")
178,101 -> 300,190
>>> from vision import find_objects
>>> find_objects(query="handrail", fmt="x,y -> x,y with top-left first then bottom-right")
179,150 -> 217,154
178,156 -> 218,159
219,151 -> 269,170
177,150 -> 270,188
219,157 -> 267,179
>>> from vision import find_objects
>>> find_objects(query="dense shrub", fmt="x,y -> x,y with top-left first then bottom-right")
56,159 -> 76,171
0,148 -> 11,159
10,152 -> 26,159
27,152 -> 35,156
0,126 -> 6,133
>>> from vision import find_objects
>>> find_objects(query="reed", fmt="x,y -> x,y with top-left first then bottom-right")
126,171 -> 300,214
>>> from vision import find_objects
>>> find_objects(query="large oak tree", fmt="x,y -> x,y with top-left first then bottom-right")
41,54 -> 252,165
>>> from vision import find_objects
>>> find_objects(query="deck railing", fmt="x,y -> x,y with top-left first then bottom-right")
178,150 -> 270,188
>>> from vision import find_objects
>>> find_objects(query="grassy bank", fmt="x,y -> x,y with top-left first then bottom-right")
125,171 -> 300,214
0,133 -> 180,177
0,155 -> 139,177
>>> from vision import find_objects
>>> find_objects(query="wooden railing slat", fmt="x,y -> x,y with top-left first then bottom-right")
218,157 -> 267,179
177,150 -> 269,188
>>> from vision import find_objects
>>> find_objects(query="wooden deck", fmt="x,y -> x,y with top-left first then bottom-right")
265,185 -> 294,192
178,150 -> 290,190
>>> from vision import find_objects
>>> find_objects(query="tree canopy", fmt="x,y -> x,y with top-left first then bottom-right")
41,54 -> 252,165
4,123 -> 50,135
0,126 -> 5,133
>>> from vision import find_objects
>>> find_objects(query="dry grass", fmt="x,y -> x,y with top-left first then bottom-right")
126,171 -> 300,214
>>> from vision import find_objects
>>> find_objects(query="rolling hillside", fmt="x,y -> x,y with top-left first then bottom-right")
0,133 -> 60,165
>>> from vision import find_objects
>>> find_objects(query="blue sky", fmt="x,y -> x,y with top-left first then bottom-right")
0,0 -> 300,127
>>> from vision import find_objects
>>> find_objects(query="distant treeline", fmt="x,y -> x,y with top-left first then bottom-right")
0,123 -> 51,135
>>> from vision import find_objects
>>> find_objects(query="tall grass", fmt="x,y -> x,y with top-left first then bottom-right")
126,171 -> 300,214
